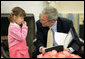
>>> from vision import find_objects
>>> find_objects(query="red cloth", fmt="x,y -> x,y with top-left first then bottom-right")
9,40 -> 30,58
37,50 -> 81,58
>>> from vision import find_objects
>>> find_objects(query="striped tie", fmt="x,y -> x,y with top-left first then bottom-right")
47,27 -> 53,48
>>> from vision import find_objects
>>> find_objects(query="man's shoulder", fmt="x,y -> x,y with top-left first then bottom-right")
58,17 -> 73,24
36,20 -> 43,28
36,20 -> 40,24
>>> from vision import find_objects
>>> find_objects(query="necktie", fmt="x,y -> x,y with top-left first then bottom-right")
47,27 -> 53,48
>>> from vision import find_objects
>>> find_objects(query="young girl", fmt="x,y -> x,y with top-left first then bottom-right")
8,7 -> 30,58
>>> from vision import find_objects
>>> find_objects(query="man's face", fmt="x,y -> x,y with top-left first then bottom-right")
40,14 -> 55,27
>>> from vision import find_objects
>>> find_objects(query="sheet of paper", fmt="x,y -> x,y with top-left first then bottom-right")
64,31 -> 73,48
55,32 -> 67,46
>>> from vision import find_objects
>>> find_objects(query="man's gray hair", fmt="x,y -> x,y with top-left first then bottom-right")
40,6 -> 58,21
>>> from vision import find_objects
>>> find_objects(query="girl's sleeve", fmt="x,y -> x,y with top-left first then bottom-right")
10,25 -> 28,41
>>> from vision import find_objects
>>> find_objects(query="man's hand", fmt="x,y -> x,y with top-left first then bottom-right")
41,47 -> 46,55
64,48 -> 70,52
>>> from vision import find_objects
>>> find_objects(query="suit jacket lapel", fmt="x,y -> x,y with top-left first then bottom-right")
57,17 -> 63,32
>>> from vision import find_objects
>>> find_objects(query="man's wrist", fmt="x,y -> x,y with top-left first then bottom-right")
69,47 -> 75,53
39,46 -> 44,52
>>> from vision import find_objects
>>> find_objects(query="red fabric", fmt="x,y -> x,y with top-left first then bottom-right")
37,50 -> 81,58
9,40 -> 30,58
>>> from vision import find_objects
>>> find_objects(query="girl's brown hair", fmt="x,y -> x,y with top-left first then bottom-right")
9,7 -> 26,22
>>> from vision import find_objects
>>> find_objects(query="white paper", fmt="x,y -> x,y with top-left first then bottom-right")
55,32 -> 67,46
55,31 -> 73,48
64,31 -> 73,48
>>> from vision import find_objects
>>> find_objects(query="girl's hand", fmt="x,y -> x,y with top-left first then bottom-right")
22,21 -> 27,25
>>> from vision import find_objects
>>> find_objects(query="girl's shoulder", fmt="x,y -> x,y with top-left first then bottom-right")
9,23 -> 21,30
10,23 -> 20,27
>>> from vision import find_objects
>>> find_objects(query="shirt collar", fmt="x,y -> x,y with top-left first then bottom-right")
51,21 -> 57,28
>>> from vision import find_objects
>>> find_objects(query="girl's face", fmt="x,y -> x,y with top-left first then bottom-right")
14,16 -> 24,25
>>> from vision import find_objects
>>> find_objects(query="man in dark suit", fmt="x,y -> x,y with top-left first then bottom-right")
32,6 -> 83,58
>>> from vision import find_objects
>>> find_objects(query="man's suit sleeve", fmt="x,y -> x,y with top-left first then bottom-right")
34,21 -> 45,50
68,20 -> 82,52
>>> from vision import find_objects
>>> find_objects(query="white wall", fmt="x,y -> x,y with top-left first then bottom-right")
1,1 -> 84,22
1,1 -> 48,22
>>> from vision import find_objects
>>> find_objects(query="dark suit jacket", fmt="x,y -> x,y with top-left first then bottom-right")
33,17 -> 82,57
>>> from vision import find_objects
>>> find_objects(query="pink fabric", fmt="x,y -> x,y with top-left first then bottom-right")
9,40 -> 30,58
8,23 -> 30,58
8,23 -> 28,48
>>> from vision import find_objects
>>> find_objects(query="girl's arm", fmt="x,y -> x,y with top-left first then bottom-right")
10,25 -> 28,41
